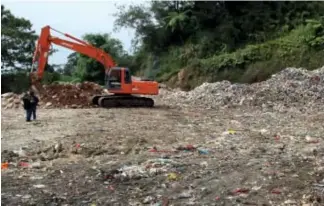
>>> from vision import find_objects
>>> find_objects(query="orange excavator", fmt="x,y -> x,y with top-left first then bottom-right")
30,25 -> 159,108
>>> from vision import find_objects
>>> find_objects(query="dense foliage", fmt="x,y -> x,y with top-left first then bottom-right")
1,5 -> 37,72
114,1 -> 324,89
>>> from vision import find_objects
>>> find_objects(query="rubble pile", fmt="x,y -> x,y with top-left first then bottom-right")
1,81 -> 105,109
1,93 -> 23,109
160,66 -> 324,109
39,81 -> 104,108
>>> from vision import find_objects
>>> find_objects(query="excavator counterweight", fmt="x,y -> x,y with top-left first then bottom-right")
31,25 -> 159,108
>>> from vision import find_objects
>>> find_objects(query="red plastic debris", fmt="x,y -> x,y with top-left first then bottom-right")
233,188 -> 250,194
1,162 -> 8,169
19,162 -> 30,167
176,144 -> 196,151
308,139 -> 319,144
162,196 -> 169,206
149,148 -> 158,152
107,185 -> 114,191
145,164 -> 153,169
76,143 -> 81,148
148,147 -> 175,153
274,135 -> 280,141
215,196 -> 220,200
271,188 -> 281,194
186,144 -> 195,151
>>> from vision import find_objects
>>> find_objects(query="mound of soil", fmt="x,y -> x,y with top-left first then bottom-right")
1,81 -> 106,109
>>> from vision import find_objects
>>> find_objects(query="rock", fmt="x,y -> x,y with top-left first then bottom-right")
301,146 -> 318,157
200,161 -> 208,168
143,196 -> 154,204
45,102 -> 52,107
305,135 -> 319,143
33,184 -> 46,189
22,194 -> 32,199
1,92 -> 15,98
14,148 -> 27,157
177,190 -> 192,199
14,99 -> 21,104
31,162 -> 41,169
6,103 -> 13,109
7,97 -> 15,103
30,176 -> 43,180
54,142 -> 63,153
284,199 -> 297,204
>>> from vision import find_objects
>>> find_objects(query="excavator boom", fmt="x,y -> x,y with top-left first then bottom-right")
32,26 -> 115,81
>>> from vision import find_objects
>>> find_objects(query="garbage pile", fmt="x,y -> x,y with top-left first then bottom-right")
159,66 -> 324,110
1,82 -> 105,109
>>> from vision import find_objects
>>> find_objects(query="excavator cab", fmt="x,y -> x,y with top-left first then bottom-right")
105,67 -> 132,91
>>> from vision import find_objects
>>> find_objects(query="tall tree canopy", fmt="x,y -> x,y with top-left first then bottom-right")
67,33 -> 131,84
115,1 -> 324,56
1,5 -> 37,72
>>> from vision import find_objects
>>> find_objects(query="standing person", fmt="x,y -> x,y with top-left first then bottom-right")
22,92 -> 32,122
29,91 -> 39,121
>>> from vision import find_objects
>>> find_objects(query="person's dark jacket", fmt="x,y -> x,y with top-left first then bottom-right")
22,94 -> 32,110
30,95 -> 39,108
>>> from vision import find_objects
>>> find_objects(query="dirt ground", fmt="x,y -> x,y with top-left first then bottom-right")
1,101 -> 324,205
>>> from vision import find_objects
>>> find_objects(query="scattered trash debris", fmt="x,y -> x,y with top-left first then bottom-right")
33,184 -> 46,189
198,148 -> 209,155
233,188 -> 250,194
19,162 -> 30,168
2,66 -> 324,205
176,144 -> 196,151
167,172 -> 179,181
1,162 -> 8,170
271,188 -> 282,194
228,129 -> 236,135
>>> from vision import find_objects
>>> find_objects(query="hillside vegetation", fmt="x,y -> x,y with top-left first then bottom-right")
2,2 -> 324,93
114,1 -> 324,90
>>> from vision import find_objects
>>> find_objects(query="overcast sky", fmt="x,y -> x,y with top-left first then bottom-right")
2,0 -> 141,65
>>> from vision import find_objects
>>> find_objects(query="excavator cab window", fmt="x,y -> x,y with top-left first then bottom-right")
124,69 -> 131,84
106,68 -> 121,89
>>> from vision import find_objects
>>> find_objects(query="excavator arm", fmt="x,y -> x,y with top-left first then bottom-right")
31,25 -> 116,83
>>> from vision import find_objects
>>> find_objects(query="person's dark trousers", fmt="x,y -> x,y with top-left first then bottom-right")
26,109 -> 32,122
31,106 -> 37,120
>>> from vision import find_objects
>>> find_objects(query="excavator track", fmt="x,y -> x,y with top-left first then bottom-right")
91,95 -> 154,108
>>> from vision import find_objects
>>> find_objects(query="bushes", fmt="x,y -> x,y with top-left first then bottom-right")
1,72 -> 30,94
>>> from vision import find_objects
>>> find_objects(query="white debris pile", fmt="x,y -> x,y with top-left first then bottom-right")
1,92 -> 23,109
113,158 -> 180,180
159,66 -> 324,109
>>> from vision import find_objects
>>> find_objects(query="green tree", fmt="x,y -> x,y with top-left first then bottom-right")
1,5 -> 37,72
72,33 -> 129,84
63,52 -> 78,75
